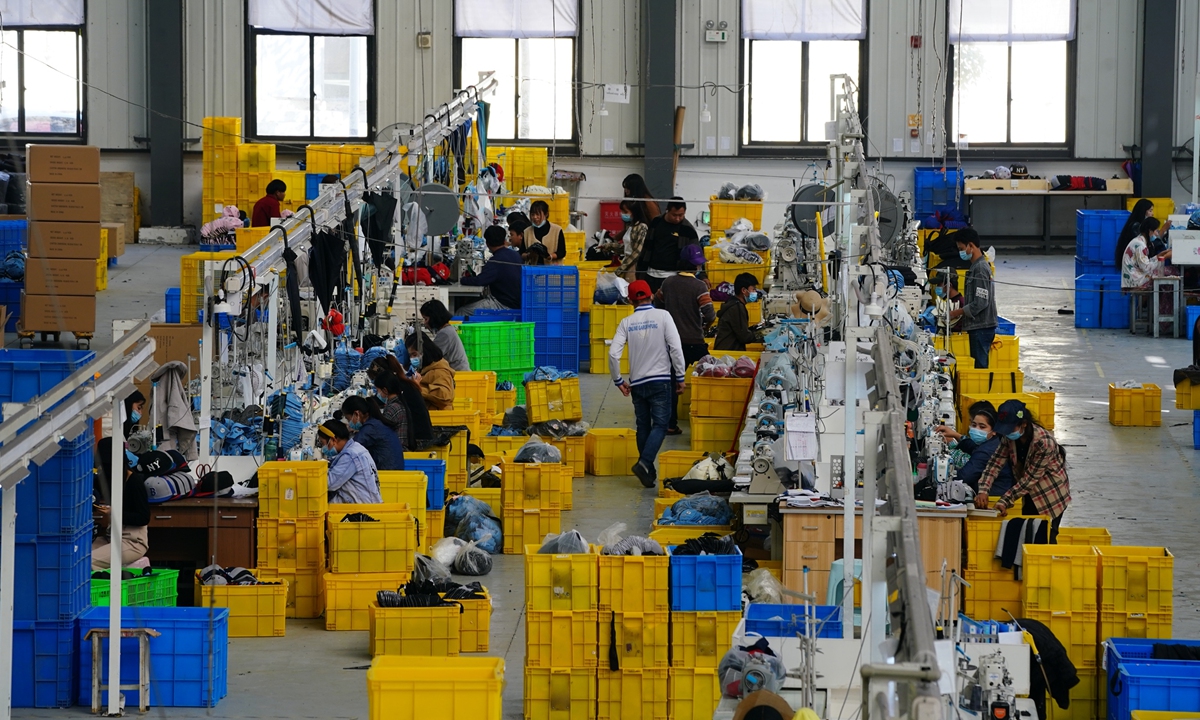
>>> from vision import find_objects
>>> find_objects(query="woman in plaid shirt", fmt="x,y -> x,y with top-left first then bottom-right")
973,399 -> 1071,541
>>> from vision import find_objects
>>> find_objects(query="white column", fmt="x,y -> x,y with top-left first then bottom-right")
0,471 -> 18,720
108,397 -> 124,715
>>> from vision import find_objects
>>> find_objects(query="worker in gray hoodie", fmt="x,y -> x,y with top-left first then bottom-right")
949,229 -> 998,368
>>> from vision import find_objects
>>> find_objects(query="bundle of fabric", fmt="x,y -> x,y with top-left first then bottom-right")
657,492 -> 733,526
209,415 -> 264,456
1049,176 -> 1107,191
332,346 -> 363,392
524,366 -> 578,382
198,564 -> 280,586
150,361 -> 197,460
1,250 -> 24,280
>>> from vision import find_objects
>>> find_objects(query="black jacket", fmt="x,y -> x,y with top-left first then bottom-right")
1018,617 -> 1080,718
714,298 -> 755,351
643,216 -> 699,272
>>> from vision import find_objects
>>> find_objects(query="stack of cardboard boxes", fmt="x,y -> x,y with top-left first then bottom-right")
23,145 -> 101,335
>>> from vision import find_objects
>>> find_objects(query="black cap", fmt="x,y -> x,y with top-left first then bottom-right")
994,399 -> 1028,436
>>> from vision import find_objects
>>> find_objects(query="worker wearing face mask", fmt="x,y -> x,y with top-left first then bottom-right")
523,200 -> 565,262
340,396 -> 405,471
948,229 -> 998,369
714,273 -> 763,352
316,419 -> 382,504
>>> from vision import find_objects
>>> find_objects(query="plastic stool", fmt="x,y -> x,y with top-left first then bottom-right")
86,627 -> 160,713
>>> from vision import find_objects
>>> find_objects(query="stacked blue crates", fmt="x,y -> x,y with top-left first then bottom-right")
1076,210 -> 1128,328
0,349 -> 97,707
913,168 -> 964,217
520,266 -> 580,372
0,218 -> 27,331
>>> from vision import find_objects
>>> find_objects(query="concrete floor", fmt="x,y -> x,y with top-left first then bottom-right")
10,252 -> 1200,719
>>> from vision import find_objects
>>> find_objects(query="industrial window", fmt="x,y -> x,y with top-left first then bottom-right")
455,0 -> 577,143
740,0 -> 865,146
247,0 -> 373,139
0,0 -> 85,136
949,0 -> 1075,146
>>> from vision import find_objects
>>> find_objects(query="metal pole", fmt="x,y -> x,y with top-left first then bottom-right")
0,475 -> 17,720
107,395 -> 124,716
841,191 -> 857,640
267,274 -> 278,395
199,261 -> 215,465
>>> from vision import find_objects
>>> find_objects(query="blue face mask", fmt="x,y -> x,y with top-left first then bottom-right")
747,291 -> 759,302
968,427 -> 989,443
620,213 -> 632,223
934,287 -> 944,298
534,219 -> 547,229
125,449 -> 139,468
348,419 -> 363,432
1005,430 -> 1022,440
376,390 -> 386,402
130,410 -> 141,423
321,445 -> 338,459
959,250 -> 971,261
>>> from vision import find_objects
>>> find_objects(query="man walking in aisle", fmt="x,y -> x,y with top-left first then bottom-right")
949,228 -> 998,368
610,280 -> 687,488
655,245 -> 716,434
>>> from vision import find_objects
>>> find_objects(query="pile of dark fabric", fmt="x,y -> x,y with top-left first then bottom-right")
670,533 -> 738,556
657,492 -> 733,526
339,512 -> 379,522
402,579 -> 486,599
445,494 -> 502,556
538,530 -> 588,554
198,565 -> 281,586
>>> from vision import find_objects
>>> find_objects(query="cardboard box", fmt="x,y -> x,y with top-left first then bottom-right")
20,291 -> 96,333
26,145 -> 100,184
26,182 -> 101,222
134,323 -> 204,399
101,222 -> 125,258
27,221 -> 102,259
25,257 -> 97,297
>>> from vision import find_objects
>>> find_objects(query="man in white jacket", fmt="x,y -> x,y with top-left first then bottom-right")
610,280 -> 687,487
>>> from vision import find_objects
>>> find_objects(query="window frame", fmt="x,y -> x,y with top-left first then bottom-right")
945,39 -> 1077,156
245,26 -> 377,142
1,25 -> 86,141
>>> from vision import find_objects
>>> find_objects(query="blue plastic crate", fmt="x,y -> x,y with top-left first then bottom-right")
198,242 -> 235,252
1194,411 -> 1200,449
77,607 -> 230,708
579,312 -> 590,355
0,349 -> 95,406
1108,661 -> 1200,720
0,218 -> 28,256
165,287 -> 181,324
305,172 -> 335,200
521,267 -> 580,325
1187,306 -> 1200,340
1101,274 -> 1130,329
913,167 -> 964,215
468,308 -> 521,323
995,317 -> 1015,336
13,526 -> 93,621
534,336 -> 580,373
668,545 -> 742,611
1075,275 -> 1103,328
0,279 -> 22,332
1105,638 -> 1200,672
12,619 -> 77,708
404,457 -> 447,510
744,604 -> 843,639
108,257 -> 117,267
1076,209 -> 1128,266
1076,257 -> 1110,277
10,429 -> 94,535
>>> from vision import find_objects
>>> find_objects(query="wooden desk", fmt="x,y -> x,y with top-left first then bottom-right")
779,505 -> 966,604
147,498 -> 257,605
963,186 -> 1132,253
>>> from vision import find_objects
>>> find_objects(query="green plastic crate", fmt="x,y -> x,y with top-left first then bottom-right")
91,569 -> 180,607
459,322 -> 535,372
496,368 -> 534,404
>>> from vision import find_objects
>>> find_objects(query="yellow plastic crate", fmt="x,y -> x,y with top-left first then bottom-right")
586,428 -> 639,476
492,388 -> 517,414
525,378 -> 584,423
237,143 -> 276,172
668,668 -> 720,720
1058,527 -> 1113,546
599,611 -> 670,669
95,230 -> 108,291
452,589 -> 491,652
1023,609 -> 1099,669
1109,383 -> 1162,427
488,145 -> 549,192
591,304 -> 635,339
323,572 -> 410,631
958,368 -> 1024,396
578,263 -> 615,312
500,460 -> 567,510
687,376 -> 754,418
706,257 -> 770,288
934,333 -> 1019,368
669,611 -> 740,669
961,569 -> 1023,621
454,371 -> 496,412
1023,545 -> 1099,614
1097,546 -> 1174,614
525,609 -> 600,667
1127,196 -> 1175,220
326,509 -> 417,574
427,508 -> 445,543
589,339 -> 629,375
599,554 -> 669,613
958,391 -> 1054,432
503,508 -> 562,554
562,230 -> 585,264
708,197 -> 764,232
525,543 -> 599,611
657,451 -> 714,480
366,656 -> 504,720
201,116 -> 242,147
305,144 -> 345,175
689,416 -> 741,452
1100,610 -> 1173,642
256,567 -> 324,619
257,461 -> 330,519
1132,711 -> 1200,720
1059,670 -> 1101,720
405,432 -> 468,478
524,667 -> 597,720
549,436 -> 586,478
597,669 -> 668,720
520,192 -> 569,227
647,525 -> 732,547
193,571 -> 287,637
378,471 -> 427,511
427,410 -> 483,444
257,518 -> 325,570
368,602 -> 460,657
179,250 -> 239,324
463,488 -> 501,518
235,227 -> 270,255
965,510 -> 1048,572
477,436 -> 525,456
1176,379 -> 1200,410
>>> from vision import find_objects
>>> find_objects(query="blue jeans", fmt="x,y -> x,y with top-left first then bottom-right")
968,327 -> 997,369
630,381 -> 673,469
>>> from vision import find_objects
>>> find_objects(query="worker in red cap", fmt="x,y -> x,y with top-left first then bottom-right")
608,279 -> 686,488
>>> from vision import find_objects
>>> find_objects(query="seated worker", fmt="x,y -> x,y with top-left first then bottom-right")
406,334 -> 456,411
91,463 -> 150,571
460,225 -> 523,313
317,419 -> 382,504
714,272 -> 763,351
507,212 -> 531,256
523,200 -> 566,262
252,179 -> 287,227
374,370 -> 434,449
1121,217 -> 1174,290
341,396 -> 405,471
948,229 -> 998,369
935,401 -> 1015,495
420,299 -> 471,371
931,270 -> 964,331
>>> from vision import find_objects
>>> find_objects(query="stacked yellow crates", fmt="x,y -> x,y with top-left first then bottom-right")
687,372 -> 753,452
272,170 -> 307,214
405,429 -> 469,494
453,371 -> 496,414
962,507 -> 1048,620
236,143 -> 277,211
306,144 -> 377,176
589,305 -> 633,375
500,455 -> 568,553
201,117 -> 241,223
325,500 -> 417,633
486,145 -> 548,192
378,471 -> 429,549
668,610 -> 731,720
524,545 -> 599,720
254,461 -> 328,619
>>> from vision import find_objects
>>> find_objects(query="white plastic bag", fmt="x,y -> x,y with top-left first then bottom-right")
432,537 -> 467,566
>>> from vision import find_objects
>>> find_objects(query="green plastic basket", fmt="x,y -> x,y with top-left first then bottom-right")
459,322 -> 535,372
90,568 -> 180,607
